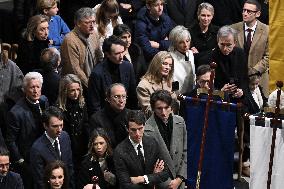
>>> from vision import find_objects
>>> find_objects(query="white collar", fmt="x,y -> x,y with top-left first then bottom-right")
129,136 -> 143,149
245,21 -> 257,32
45,131 -> 58,145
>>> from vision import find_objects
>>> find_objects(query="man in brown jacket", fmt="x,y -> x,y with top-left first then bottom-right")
61,7 -> 103,88
231,0 -> 269,97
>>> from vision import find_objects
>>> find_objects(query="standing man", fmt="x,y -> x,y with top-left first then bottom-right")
231,0 -> 269,97
61,7 -> 103,88
89,83 -> 130,148
30,106 -> 74,188
0,146 -> 24,189
6,72 -> 49,188
88,35 -> 137,115
114,110 -> 170,188
145,90 -> 187,189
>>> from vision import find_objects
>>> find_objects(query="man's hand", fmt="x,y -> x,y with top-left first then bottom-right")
120,3 -> 132,10
221,83 -> 237,94
130,176 -> 145,184
168,177 -> 183,189
232,88 -> 243,98
153,159 -> 164,173
150,41 -> 160,49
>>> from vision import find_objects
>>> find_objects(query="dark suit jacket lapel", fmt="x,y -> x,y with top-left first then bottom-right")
125,138 -> 145,174
43,135 -> 58,159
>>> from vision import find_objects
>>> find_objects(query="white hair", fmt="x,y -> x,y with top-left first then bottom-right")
23,72 -> 43,89
268,89 -> 284,109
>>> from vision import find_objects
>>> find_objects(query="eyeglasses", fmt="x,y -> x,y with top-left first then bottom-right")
82,20 -> 96,25
111,95 -> 127,101
0,163 -> 10,168
242,9 -> 258,15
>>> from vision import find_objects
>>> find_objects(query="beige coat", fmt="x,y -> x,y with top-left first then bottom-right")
137,77 -> 177,117
61,28 -> 103,87
231,21 -> 269,97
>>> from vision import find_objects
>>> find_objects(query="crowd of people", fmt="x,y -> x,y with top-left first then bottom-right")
0,0 -> 271,188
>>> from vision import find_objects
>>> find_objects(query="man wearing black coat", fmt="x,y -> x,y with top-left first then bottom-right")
88,36 -> 137,116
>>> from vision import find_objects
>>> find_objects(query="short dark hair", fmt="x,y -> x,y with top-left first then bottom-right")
42,106 -> 63,125
196,64 -> 211,78
0,146 -> 9,157
102,35 -> 127,53
105,83 -> 126,98
44,160 -> 69,189
150,90 -> 172,110
127,110 -> 145,128
113,24 -> 132,37
244,0 -> 261,11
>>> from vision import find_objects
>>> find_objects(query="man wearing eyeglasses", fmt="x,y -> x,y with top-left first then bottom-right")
231,0 -> 269,98
89,83 -> 131,148
88,35 -> 138,116
0,146 -> 24,189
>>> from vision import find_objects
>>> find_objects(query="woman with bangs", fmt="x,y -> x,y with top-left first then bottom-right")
137,51 -> 177,117
94,0 -> 123,48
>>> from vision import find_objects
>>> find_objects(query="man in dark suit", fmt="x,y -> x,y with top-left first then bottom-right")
145,90 -> 187,189
89,83 -> 130,148
30,106 -> 74,189
88,35 -> 137,116
114,110 -> 170,189
6,71 -> 48,188
0,146 -> 24,189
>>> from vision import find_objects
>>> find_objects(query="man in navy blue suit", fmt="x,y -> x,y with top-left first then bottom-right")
0,146 -> 24,189
88,35 -> 138,116
30,106 -> 74,189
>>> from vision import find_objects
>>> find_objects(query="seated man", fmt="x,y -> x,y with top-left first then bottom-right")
135,0 -> 174,63
0,146 -> 24,189
88,35 -> 137,115
145,90 -> 187,189
30,106 -> 74,188
114,110 -> 170,188
89,83 -> 130,148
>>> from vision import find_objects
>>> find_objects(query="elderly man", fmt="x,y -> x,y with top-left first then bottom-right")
145,90 -> 187,189
231,0 -> 269,97
89,83 -> 130,148
0,146 -> 24,189
6,72 -> 49,188
61,7 -> 103,88
87,35 -> 137,115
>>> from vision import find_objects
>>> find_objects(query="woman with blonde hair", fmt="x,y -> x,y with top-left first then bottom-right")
16,14 -> 50,74
57,74 -> 89,174
137,51 -> 177,117
94,0 -> 123,47
169,25 -> 195,94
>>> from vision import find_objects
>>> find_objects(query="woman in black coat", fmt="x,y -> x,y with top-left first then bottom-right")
77,128 -> 117,189
16,15 -> 50,74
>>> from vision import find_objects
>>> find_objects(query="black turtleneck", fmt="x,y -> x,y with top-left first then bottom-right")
107,59 -> 121,83
154,113 -> 173,151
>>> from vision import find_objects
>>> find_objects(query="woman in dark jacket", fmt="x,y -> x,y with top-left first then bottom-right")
189,2 -> 219,66
77,128 -> 117,189
113,24 -> 147,82
57,74 -> 89,175
16,15 -> 50,74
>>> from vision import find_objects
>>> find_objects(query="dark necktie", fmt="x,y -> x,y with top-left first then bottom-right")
137,144 -> 145,172
54,140 -> 61,159
246,28 -> 253,51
